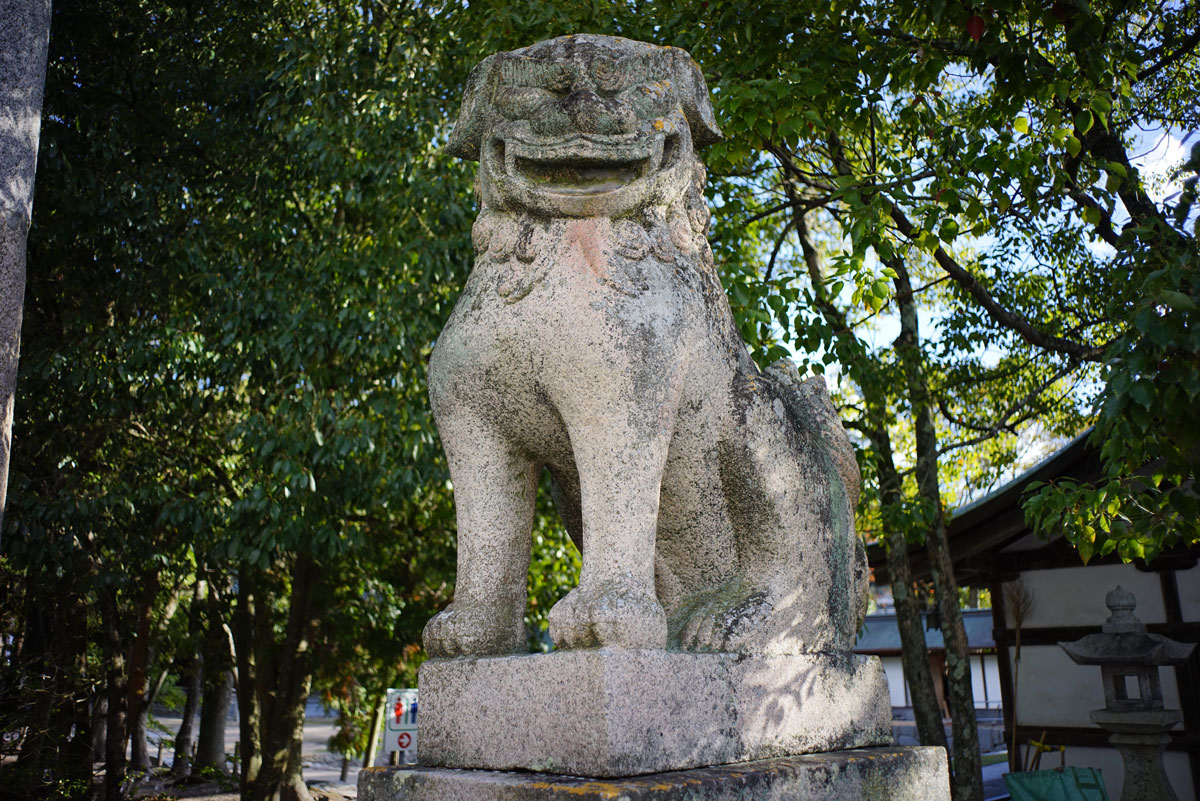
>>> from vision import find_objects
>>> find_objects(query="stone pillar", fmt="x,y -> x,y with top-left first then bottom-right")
1108,730 -> 1178,801
0,0 -> 53,538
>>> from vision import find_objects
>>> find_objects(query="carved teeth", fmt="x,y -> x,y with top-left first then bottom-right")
499,133 -> 666,196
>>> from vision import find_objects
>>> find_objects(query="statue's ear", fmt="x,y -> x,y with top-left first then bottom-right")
671,51 -> 722,147
447,54 -> 500,161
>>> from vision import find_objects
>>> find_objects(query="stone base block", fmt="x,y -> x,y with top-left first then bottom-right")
360,747 -> 950,801
418,649 -> 892,776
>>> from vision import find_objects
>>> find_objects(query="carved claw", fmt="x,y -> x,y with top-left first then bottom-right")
671,588 -> 772,653
423,600 -> 525,658
548,579 -> 667,650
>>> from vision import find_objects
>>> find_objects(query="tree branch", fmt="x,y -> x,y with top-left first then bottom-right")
887,203 -> 1106,361
936,358 -> 1082,451
866,27 -> 975,58
765,218 -> 795,283
1065,186 -> 1122,248
819,129 -> 1104,361
1137,26 -> 1200,82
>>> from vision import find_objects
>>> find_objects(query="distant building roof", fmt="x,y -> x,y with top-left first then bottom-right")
866,431 -> 1104,587
854,609 -> 996,655
866,430 -> 1199,586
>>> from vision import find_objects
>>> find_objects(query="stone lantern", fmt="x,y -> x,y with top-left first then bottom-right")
1060,585 -> 1195,801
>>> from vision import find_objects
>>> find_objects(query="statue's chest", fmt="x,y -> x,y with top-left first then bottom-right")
433,226 -> 704,395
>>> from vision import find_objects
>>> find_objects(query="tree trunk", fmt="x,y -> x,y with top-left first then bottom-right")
872,425 -> 948,750
278,679 -> 315,801
67,685 -> 95,783
234,567 -> 264,793
892,258 -> 983,801
171,606 -> 204,777
172,580 -> 207,778
124,573 -> 159,774
130,663 -> 170,773
172,652 -> 202,778
90,693 -> 108,768
195,669 -> 233,774
14,596 -> 52,776
0,0 -> 51,541
246,554 -> 320,801
793,203 -> 950,753
14,586 -> 91,792
362,695 -> 386,768
129,678 -> 151,773
101,589 -> 128,801
195,579 -> 234,775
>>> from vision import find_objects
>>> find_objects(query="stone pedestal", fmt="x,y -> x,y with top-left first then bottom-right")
418,648 -> 892,777
1091,709 -> 1183,801
359,747 -> 950,801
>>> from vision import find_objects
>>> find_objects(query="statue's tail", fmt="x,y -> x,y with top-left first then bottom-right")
763,361 -> 861,511
765,360 -> 868,638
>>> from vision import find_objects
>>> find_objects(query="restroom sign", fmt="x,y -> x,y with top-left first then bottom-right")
383,688 -> 418,764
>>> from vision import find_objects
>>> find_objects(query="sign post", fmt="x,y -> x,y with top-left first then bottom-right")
382,688 -> 418,765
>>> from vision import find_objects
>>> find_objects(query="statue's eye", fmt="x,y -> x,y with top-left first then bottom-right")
544,70 -> 573,94
495,86 -> 555,119
592,58 -> 633,95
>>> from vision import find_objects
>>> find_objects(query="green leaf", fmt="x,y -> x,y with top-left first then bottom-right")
1129,381 -> 1154,410
1158,291 -> 1197,312
1013,117 -> 1029,134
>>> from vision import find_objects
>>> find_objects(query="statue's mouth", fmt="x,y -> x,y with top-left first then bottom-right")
481,120 -> 689,217
494,132 -> 673,196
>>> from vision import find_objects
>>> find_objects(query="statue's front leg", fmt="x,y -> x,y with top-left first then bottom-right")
423,411 -> 537,658
548,399 -> 675,651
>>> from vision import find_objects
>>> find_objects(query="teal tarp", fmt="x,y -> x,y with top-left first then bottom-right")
1004,768 -> 1109,801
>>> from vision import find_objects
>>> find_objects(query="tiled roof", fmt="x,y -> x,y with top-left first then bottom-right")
854,609 -> 996,654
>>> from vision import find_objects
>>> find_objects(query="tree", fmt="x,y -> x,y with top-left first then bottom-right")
6,1 -> 556,799
0,0 -> 51,540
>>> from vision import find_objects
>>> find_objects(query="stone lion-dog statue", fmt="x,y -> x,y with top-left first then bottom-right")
425,34 -> 866,659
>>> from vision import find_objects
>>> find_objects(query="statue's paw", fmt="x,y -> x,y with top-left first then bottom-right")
548,580 -> 667,650
676,591 -> 772,653
423,600 -> 524,658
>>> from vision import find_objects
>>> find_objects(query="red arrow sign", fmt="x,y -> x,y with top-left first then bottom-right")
397,732 -> 412,749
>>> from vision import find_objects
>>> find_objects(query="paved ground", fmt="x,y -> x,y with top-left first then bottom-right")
149,706 -> 361,798
982,759 -> 1011,799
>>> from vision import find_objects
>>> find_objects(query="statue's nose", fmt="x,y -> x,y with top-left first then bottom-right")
562,89 -> 635,135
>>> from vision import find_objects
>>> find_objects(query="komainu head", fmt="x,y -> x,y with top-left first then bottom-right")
448,35 -> 722,219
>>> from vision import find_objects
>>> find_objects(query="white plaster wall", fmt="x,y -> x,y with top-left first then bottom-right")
971,652 -> 1002,709
1012,563 -> 1165,628
1176,563 -> 1200,620
881,653 -> 1000,710
1021,744 -> 1196,801
881,656 -> 907,708
1012,645 -> 1182,727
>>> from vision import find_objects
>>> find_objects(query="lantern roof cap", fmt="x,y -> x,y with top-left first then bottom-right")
1059,586 -> 1195,667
